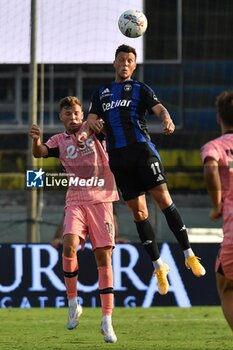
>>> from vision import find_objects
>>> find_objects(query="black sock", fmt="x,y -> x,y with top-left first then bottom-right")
162,203 -> 191,250
135,219 -> 160,261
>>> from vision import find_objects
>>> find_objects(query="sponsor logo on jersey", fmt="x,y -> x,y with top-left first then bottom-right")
102,99 -> 132,112
65,138 -> 95,159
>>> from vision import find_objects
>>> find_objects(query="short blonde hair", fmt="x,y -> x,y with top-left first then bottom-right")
59,96 -> 82,112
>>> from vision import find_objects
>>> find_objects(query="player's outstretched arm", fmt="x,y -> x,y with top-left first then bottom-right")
152,104 -> 175,135
28,124 -> 48,158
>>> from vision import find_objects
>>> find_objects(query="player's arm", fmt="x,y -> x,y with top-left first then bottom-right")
203,157 -> 222,220
76,114 -> 104,146
88,114 -> 105,134
29,124 -> 48,158
151,103 -> 175,135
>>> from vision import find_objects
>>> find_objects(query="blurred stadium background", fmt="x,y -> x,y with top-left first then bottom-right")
0,0 -> 232,244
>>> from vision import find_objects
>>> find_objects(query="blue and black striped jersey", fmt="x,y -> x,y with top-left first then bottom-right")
89,79 -> 160,151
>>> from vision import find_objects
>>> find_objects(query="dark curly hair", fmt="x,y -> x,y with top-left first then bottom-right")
216,91 -> 233,126
115,44 -> 137,59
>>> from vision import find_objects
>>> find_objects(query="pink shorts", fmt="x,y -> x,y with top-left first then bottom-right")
216,244 -> 233,280
63,202 -> 115,251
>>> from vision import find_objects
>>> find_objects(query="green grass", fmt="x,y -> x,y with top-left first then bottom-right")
0,307 -> 232,350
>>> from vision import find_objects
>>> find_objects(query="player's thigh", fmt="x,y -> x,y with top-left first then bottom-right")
109,147 -> 143,200
87,202 -> 115,250
137,143 -> 167,190
216,244 -> 233,280
126,194 -> 149,221
64,205 -> 88,242
110,163 -> 141,200
216,272 -> 233,296
149,183 -> 173,209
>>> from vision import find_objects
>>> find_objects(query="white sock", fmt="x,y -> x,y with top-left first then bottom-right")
152,258 -> 163,271
183,248 -> 194,259
68,297 -> 77,307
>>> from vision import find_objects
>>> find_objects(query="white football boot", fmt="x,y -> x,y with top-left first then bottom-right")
67,303 -> 83,330
100,315 -> 117,343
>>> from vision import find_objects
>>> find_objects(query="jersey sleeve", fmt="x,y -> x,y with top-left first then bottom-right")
201,141 -> 220,163
141,83 -> 161,114
88,89 -> 102,116
44,135 -> 60,158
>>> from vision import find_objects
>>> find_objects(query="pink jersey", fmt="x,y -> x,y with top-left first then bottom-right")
44,126 -> 119,205
201,132 -> 233,245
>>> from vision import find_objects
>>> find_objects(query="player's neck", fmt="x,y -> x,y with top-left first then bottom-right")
66,126 -> 81,135
115,77 -> 132,83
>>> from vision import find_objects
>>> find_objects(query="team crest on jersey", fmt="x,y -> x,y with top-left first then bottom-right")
124,84 -> 132,91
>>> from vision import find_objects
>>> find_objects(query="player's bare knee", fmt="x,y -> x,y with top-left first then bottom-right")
133,210 -> 148,221
95,247 -> 112,266
63,244 -> 77,258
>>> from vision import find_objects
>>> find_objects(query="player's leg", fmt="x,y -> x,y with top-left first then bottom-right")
63,233 -> 82,330
87,202 -> 117,343
149,183 -> 206,277
63,205 -> 87,330
126,194 -> 169,295
94,247 -> 117,343
109,146 -> 169,295
216,272 -> 233,331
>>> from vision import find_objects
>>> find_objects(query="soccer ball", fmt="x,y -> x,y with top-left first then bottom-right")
118,9 -> 148,38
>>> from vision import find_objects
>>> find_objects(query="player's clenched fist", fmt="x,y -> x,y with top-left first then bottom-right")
162,118 -> 175,135
29,124 -> 41,140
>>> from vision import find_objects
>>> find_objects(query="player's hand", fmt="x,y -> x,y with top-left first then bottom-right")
51,238 -> 63,249
29,124 -> 41,140
76,131 -> 88,148
89,119 -> 104,134
162,118 -> 175,135
209,205 -> 222,220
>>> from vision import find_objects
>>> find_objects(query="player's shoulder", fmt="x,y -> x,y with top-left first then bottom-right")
90,83 -> 112,100
204,134 -> 226,147
47,131 -> 67,143
52,131 -> 67,139
201,135 -> 225,157
134,80 -> 154,92
98,83 -> 112,94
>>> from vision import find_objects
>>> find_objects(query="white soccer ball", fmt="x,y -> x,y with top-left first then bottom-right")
118,9 -> 148,38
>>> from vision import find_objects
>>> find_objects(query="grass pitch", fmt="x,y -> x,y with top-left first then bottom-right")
1,306 -> 231,350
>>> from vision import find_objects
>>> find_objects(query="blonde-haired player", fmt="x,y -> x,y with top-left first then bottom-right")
29,96 -> 118,343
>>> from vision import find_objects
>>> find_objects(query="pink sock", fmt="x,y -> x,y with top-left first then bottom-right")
62,254 -> 78,300
98,265 -> 114,316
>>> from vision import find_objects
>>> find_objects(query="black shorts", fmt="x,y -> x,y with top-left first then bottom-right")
109,142 -> 167,201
